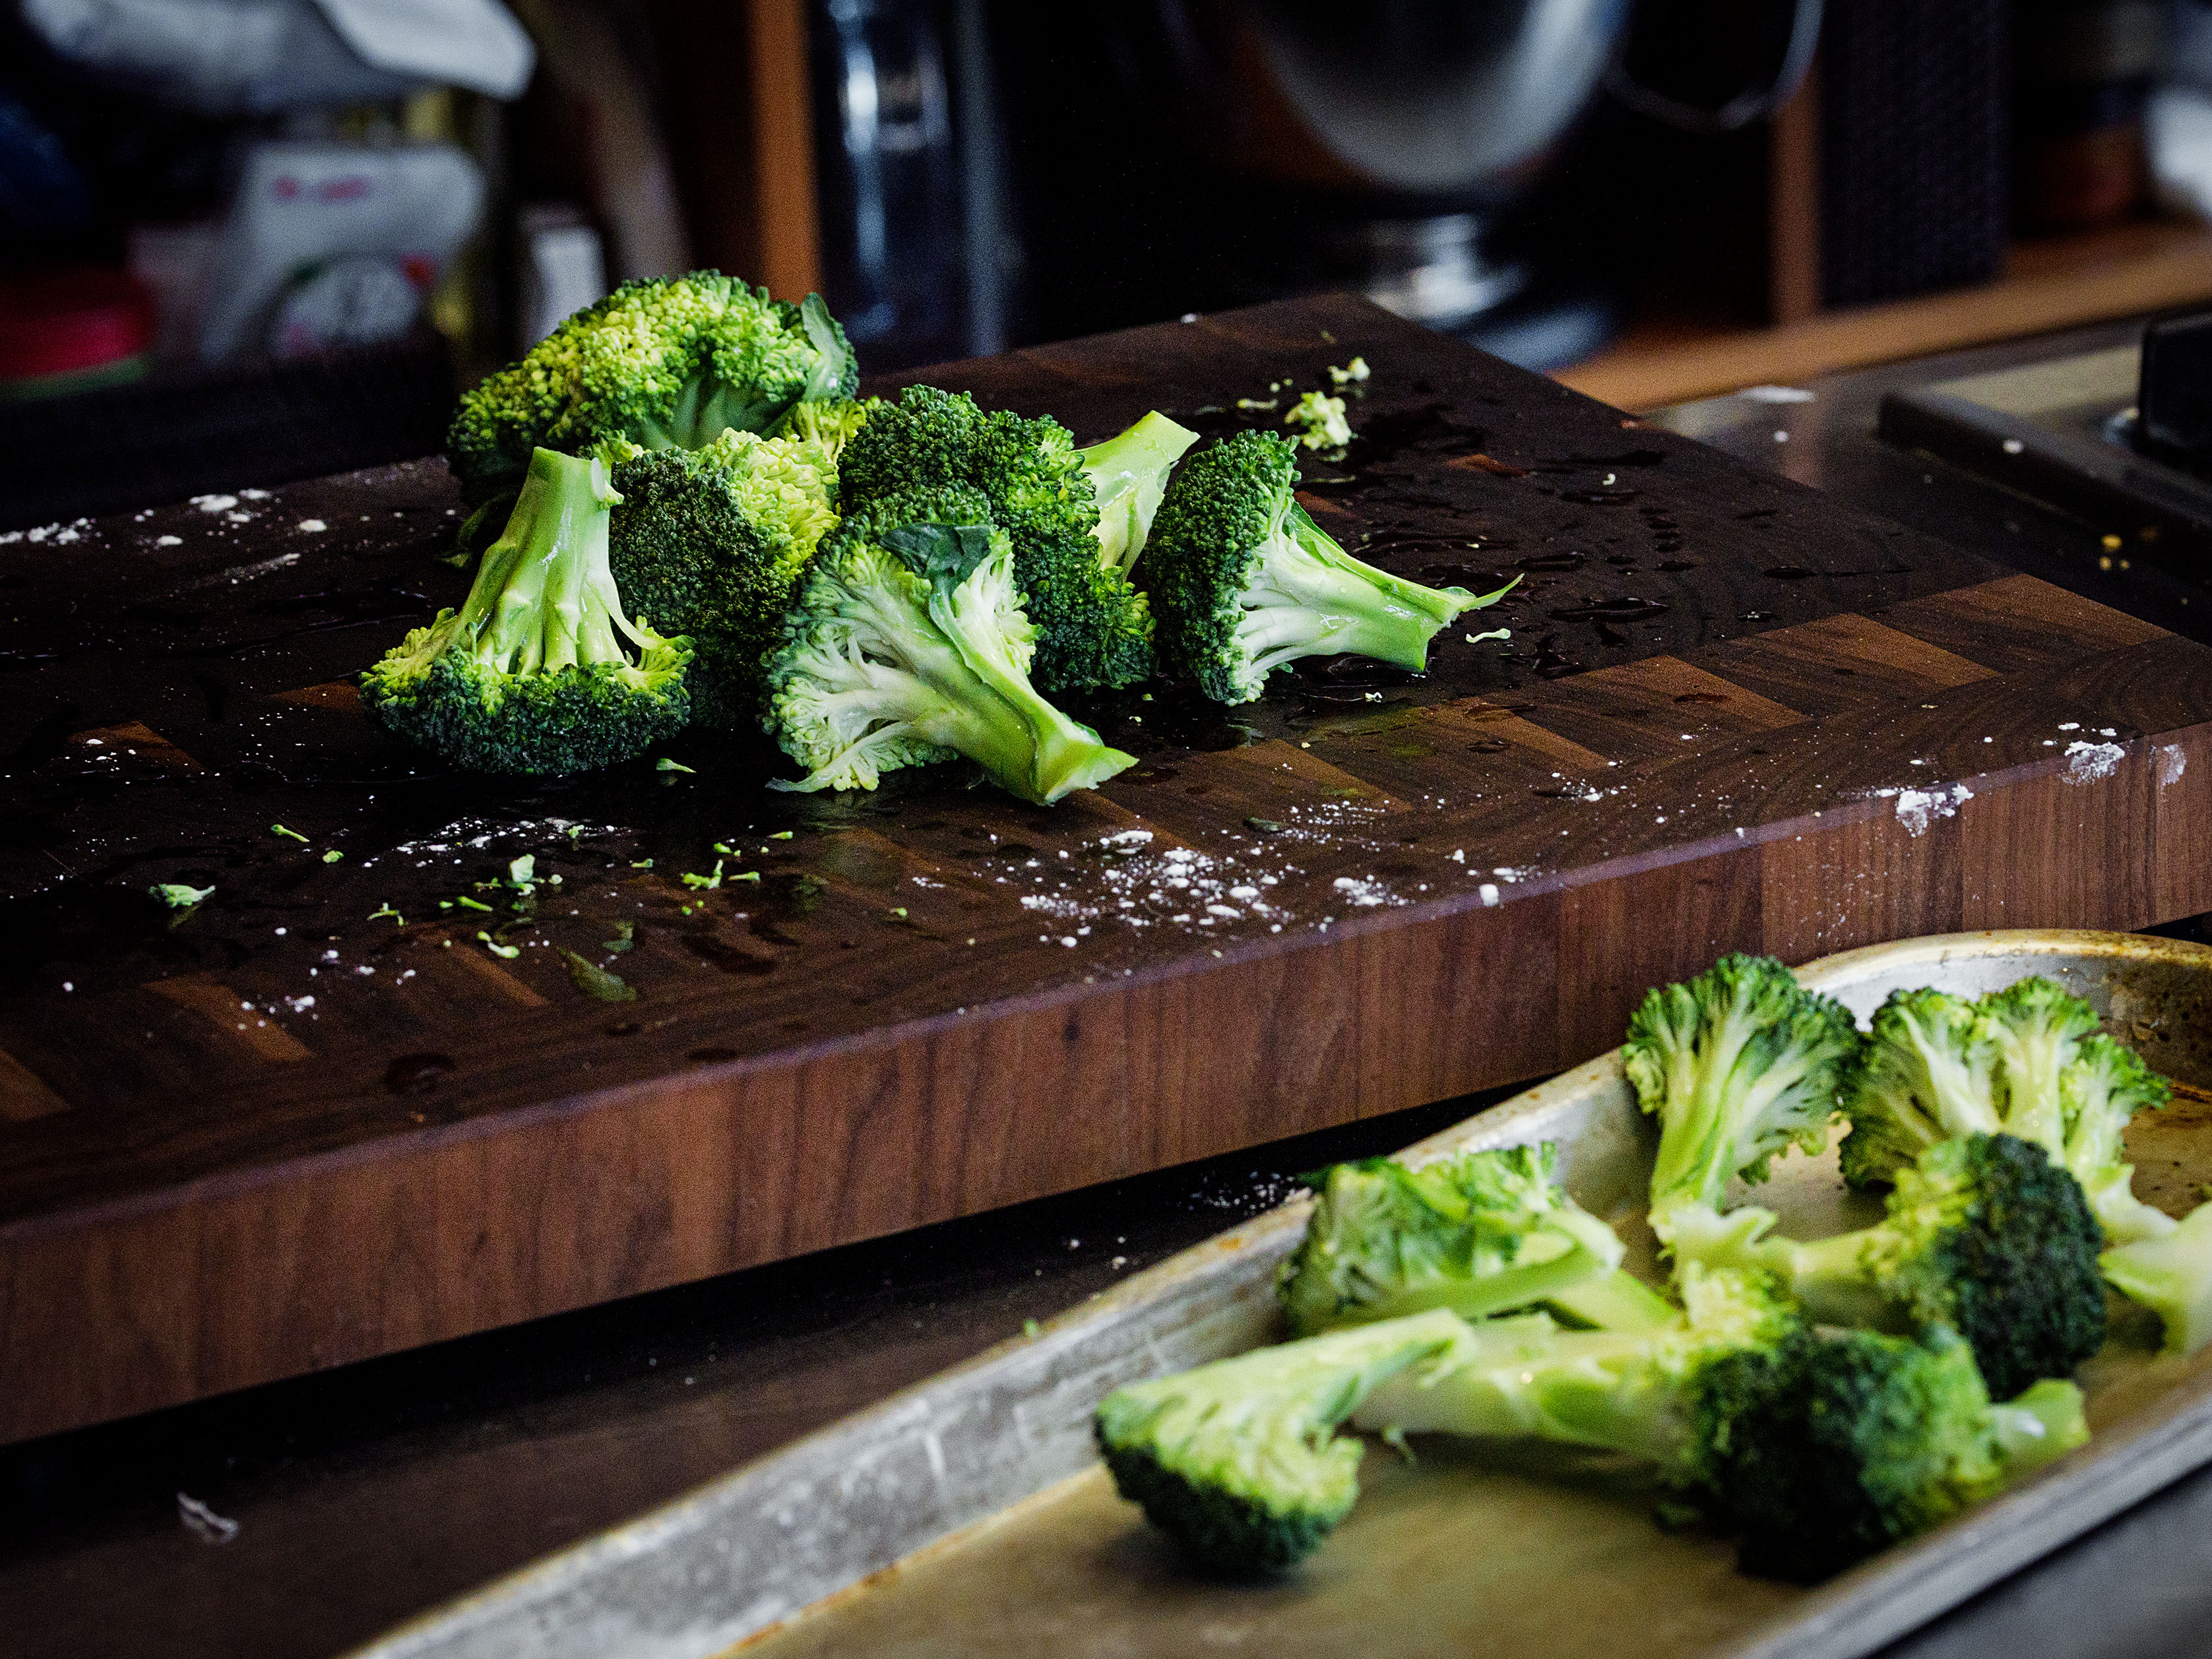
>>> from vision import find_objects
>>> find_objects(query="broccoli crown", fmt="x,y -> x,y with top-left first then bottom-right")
837,384 -> 1154,691
608,429 -> 838,729
1093,1309 -> 1466,1573
1980,978 -> 2102,1152
1142,430 -> 1511,704
362,447 -> 692,774
1277,1144 -> 1634,1336
1624,954 -> 1860,1224
1079,410 -> 1200,576
1839,988 -> 2003,1188
1858,1133 -> 2107,1398
760,487 -> 1135,803
446,274 -> 858,507
1708,1327 -> 2085,1581
1352,1265 -> 1802,1483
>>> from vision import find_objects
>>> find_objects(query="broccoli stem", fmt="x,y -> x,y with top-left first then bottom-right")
1659,1203 -> 1902,1329
1546,1270 -> 1683,1333
459,447 -> 644,674
1082,411 -> 1199,575
1353,1318 -> 1693,1467
1990,1379 -> 2091,1477
2102,1203 -> 2212,1354
1238,507 -> 1484,677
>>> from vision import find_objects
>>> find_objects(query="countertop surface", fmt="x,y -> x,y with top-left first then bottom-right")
7,315 -> 2212,1659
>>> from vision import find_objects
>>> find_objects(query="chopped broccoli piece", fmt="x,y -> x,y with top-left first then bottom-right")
761,488 -> 1135,803
607,427 -> 839,728
446,274 -> 857,509
1353,1264 -> 1798,1484
362,447 -> 693,775
1283,390 -> 1351,451
1714,1327 -> 2087,1582
150,882 -> 214,910
837,384 -> 1154,691
2062,1032 -> 2176,1245
1079,411 -> 1199,577
1622,953 -> 1860,1255
1279,1144 -> 1674,1337
1356,1272 -> 2085,1581
1094,1308 -> 1465,1573
1839,987 -> 2003,1187
1676,1133 -> 2107,1399
2102,1201 -> 2212,1354
1143,431 -> 1514,704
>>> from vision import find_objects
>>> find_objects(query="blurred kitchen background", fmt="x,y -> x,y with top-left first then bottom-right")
13,0 -> 2212,522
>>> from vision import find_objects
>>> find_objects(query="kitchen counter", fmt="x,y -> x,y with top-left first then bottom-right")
7,317 -> 2210,1659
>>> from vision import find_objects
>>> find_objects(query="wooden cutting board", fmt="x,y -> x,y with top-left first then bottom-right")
5,296 -> 2208,1445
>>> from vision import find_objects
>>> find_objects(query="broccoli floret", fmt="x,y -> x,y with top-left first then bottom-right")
1353,1264 -> 1800,1484
1282,389 -> 1351,452
1079,410 -> 1199,577
2102,1201 -> 2212,1354
607,429 -> 839,728
446,274 -> 858,509
1838,987 -> 2003,1188
779,395 -> 877,471
1356,1272 -> 2085,1581
1622,953 -> 1861,1255
1713,1327 -> 2087,1581
362,447 -> 691,774
838,385 -> 1154,692
1142,430 -> 1515,704
1680,1133 -> 2106,1399
2061,1032 -> 2176,1245
1093,1309 -> 1465,1573
1982,977 -> 2103,1150
760,488 -> 1135,803
1279,1144 -> 1675,1338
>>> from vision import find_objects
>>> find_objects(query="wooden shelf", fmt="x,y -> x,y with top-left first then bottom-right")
1554,218 -> 2212,412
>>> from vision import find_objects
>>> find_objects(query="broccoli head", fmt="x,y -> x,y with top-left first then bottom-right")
1684,1133 -> 2106,1399
838,384 -> 1154,691
1622,953 -> 1860,1252
1143,430 -> 1515,704
607,429 -> 839,728
1094,1309 -> 1465,1573
1839,987 -> 2004,1188
1079,410 -> 1199,576
1711,1326 -> 2087,1581
362,447 -> 692,774
1279,1144 -> 1675,1338
447,274 -> 858,509
760,487 -> 1136,803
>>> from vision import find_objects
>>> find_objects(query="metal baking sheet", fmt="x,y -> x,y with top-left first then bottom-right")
353,930 -> 2212,1659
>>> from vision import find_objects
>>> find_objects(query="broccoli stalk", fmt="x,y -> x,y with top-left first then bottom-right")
1278,1145 -> 1676,1338
762,491 -> 1135,803
1837,987 -> 2003,1187
1984,977 -> 2102,1150
2102,1203 -> 2212,1354
1354,1270 -> 2087,1582
362,447 -> 692,774
1144,431 -> 1515,704
1093,1308 -> 1466,1573
1079,410 -> 1199,576
1622,953 -> 1861,1259
1678,1133 -> 2108,1398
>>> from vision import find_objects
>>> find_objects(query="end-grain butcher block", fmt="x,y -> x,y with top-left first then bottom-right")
4,296 -> 2206,1443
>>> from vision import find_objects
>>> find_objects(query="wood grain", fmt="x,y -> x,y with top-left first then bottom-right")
5,296 -> 2211,1444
